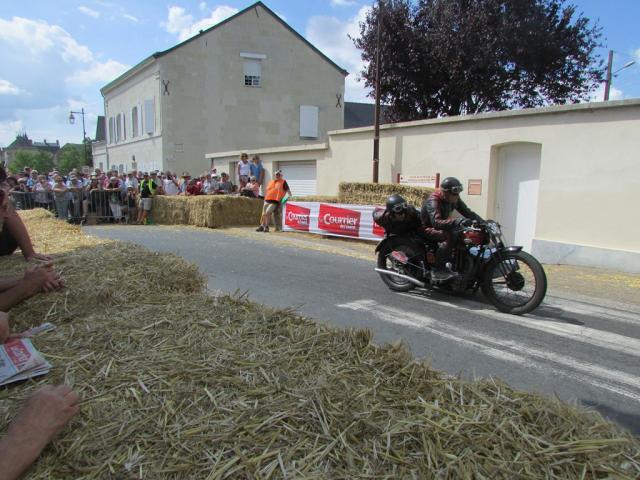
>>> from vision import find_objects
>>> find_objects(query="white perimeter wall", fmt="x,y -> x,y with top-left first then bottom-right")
208,100 -> 640,272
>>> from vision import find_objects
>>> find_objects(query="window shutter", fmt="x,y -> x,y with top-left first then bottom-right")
144,99 -> 154,134
116,113 -> 121,142
243,59 -> 261,77
108,117 -> 114,144
131,107 -> 138,137
299,105 -> 319,138
122,112 -> 126,140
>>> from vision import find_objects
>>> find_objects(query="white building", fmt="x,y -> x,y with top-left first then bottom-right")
99,1 -> 347,176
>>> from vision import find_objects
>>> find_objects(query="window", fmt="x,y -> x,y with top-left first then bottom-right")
132,106 -> 138,137
243,59 -> 261,87
116,113 -> 122,142
108,117 -> 114,144
299,105 -> 319,138
122,113 -> 126,140
144,99 -> 154,134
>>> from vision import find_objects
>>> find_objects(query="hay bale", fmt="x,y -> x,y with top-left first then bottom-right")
1,211 -> 638,479
338,182 -> 435,207
187,196 -> 263,228
152,195 -> 263,228
152,196 -> 190,225
3,210 -> 206,327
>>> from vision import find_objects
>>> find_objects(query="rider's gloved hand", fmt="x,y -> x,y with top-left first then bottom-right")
459,218 -> 474,227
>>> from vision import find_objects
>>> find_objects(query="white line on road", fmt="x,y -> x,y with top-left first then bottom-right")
337,299 -> 640,402
396,293 -> 640,358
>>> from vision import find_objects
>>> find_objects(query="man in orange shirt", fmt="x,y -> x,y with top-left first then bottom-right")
256,170 -> 291,233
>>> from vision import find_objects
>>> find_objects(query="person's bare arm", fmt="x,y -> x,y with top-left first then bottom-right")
0,277 -> 21,293
0,311 -> 9,342
0,265 -> 63,312
0,385 -> 80,480
3,207 -> 52,262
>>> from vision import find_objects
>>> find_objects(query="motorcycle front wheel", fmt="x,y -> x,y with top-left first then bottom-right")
481,250 -> 547,315
376,244 -> 421,292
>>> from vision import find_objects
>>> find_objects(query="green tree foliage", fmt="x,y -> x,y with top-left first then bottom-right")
57,144 -> 87,174
8,150 -> 55,175
352,0 -> 604,121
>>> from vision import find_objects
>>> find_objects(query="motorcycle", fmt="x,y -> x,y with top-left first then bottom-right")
374,221 -> 547,315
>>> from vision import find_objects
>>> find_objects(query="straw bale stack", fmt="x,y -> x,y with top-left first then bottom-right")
188,196 -> 263,228
339,182 -> 434,207
151,195 -> 263,228
151,196 -> 190,225
1,210 -> 638,479
2,210 -> 206,327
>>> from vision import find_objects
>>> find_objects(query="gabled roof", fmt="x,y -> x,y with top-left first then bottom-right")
6,133 -> 60,152
95,116 -> 106,142
344,102 -> 392,129
102,1 -> 347,95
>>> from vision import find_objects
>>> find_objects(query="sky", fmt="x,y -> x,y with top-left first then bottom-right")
0,0 -> 638,148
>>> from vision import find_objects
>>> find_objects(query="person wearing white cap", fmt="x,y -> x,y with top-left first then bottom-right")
256,170 -> 291,232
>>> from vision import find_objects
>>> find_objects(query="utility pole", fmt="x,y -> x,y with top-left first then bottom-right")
372,0 -> 383,183
604,50 -> 614,101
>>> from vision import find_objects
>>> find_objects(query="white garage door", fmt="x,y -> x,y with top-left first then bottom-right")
279,161 -> 317,196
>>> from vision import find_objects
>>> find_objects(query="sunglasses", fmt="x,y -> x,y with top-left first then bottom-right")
391,202 -> 408,213
445,185 -> 463,194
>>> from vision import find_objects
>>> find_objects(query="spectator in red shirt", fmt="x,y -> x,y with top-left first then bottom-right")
185,178 -> 202,196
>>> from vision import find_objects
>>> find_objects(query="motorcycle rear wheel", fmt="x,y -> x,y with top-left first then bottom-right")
377,245 -> 421,292
481,251 -> 547,315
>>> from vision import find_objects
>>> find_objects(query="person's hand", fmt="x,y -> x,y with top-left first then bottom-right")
24,263 -> 64,294
0,312 -> 9,343
459,218 -> 474,227
25,252 -> 53,263
11,385 -> 80,454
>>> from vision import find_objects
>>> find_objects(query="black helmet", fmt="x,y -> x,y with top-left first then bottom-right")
440,177 -> 463,194
386,194 -> 408,214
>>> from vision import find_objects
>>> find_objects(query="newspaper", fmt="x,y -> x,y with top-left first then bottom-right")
0,338 -> 51,387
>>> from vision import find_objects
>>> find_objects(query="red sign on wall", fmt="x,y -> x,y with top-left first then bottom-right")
318,204 -> 361,237
285,203 -> 311,232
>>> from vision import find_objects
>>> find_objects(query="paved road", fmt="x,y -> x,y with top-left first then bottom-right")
86,225 -> 640,435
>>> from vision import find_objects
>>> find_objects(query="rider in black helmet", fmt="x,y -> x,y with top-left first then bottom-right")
420,177 -> 484,282
373,194 -> 423,235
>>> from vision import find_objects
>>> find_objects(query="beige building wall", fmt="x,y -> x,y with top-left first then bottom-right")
102,63 -> 163,172
160,3 -> 345,177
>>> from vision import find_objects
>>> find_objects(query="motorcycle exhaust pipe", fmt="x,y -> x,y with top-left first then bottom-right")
375,268 -> 426,288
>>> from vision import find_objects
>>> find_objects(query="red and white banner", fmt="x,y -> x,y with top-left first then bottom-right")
283,202 -> 385,241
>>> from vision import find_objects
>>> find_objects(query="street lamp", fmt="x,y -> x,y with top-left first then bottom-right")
69,107 -> 89,166
603,50 -> 636,101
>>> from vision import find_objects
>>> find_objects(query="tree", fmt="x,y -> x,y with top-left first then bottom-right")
57,144 -> 85,174
8,150 -> 55,175
352,0 -> 604,121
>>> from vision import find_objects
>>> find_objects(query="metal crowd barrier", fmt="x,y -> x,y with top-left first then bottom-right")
9,190 -> 135,225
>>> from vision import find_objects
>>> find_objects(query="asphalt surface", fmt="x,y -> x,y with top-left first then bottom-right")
85,225 -> 640,436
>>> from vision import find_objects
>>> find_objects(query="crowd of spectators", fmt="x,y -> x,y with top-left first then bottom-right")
5,152 -> 266,224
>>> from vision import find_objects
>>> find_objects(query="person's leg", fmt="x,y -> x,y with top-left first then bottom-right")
0,385 -> 80,480
424,228 -> 456,281
262,203 -> 277,232
273,205 -> 282,231
0,225 -> 19,256
257,202 -> 269,231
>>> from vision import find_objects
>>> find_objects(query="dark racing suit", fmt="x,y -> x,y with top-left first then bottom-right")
373,205 -> 424,236
420,190 -> 483,271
